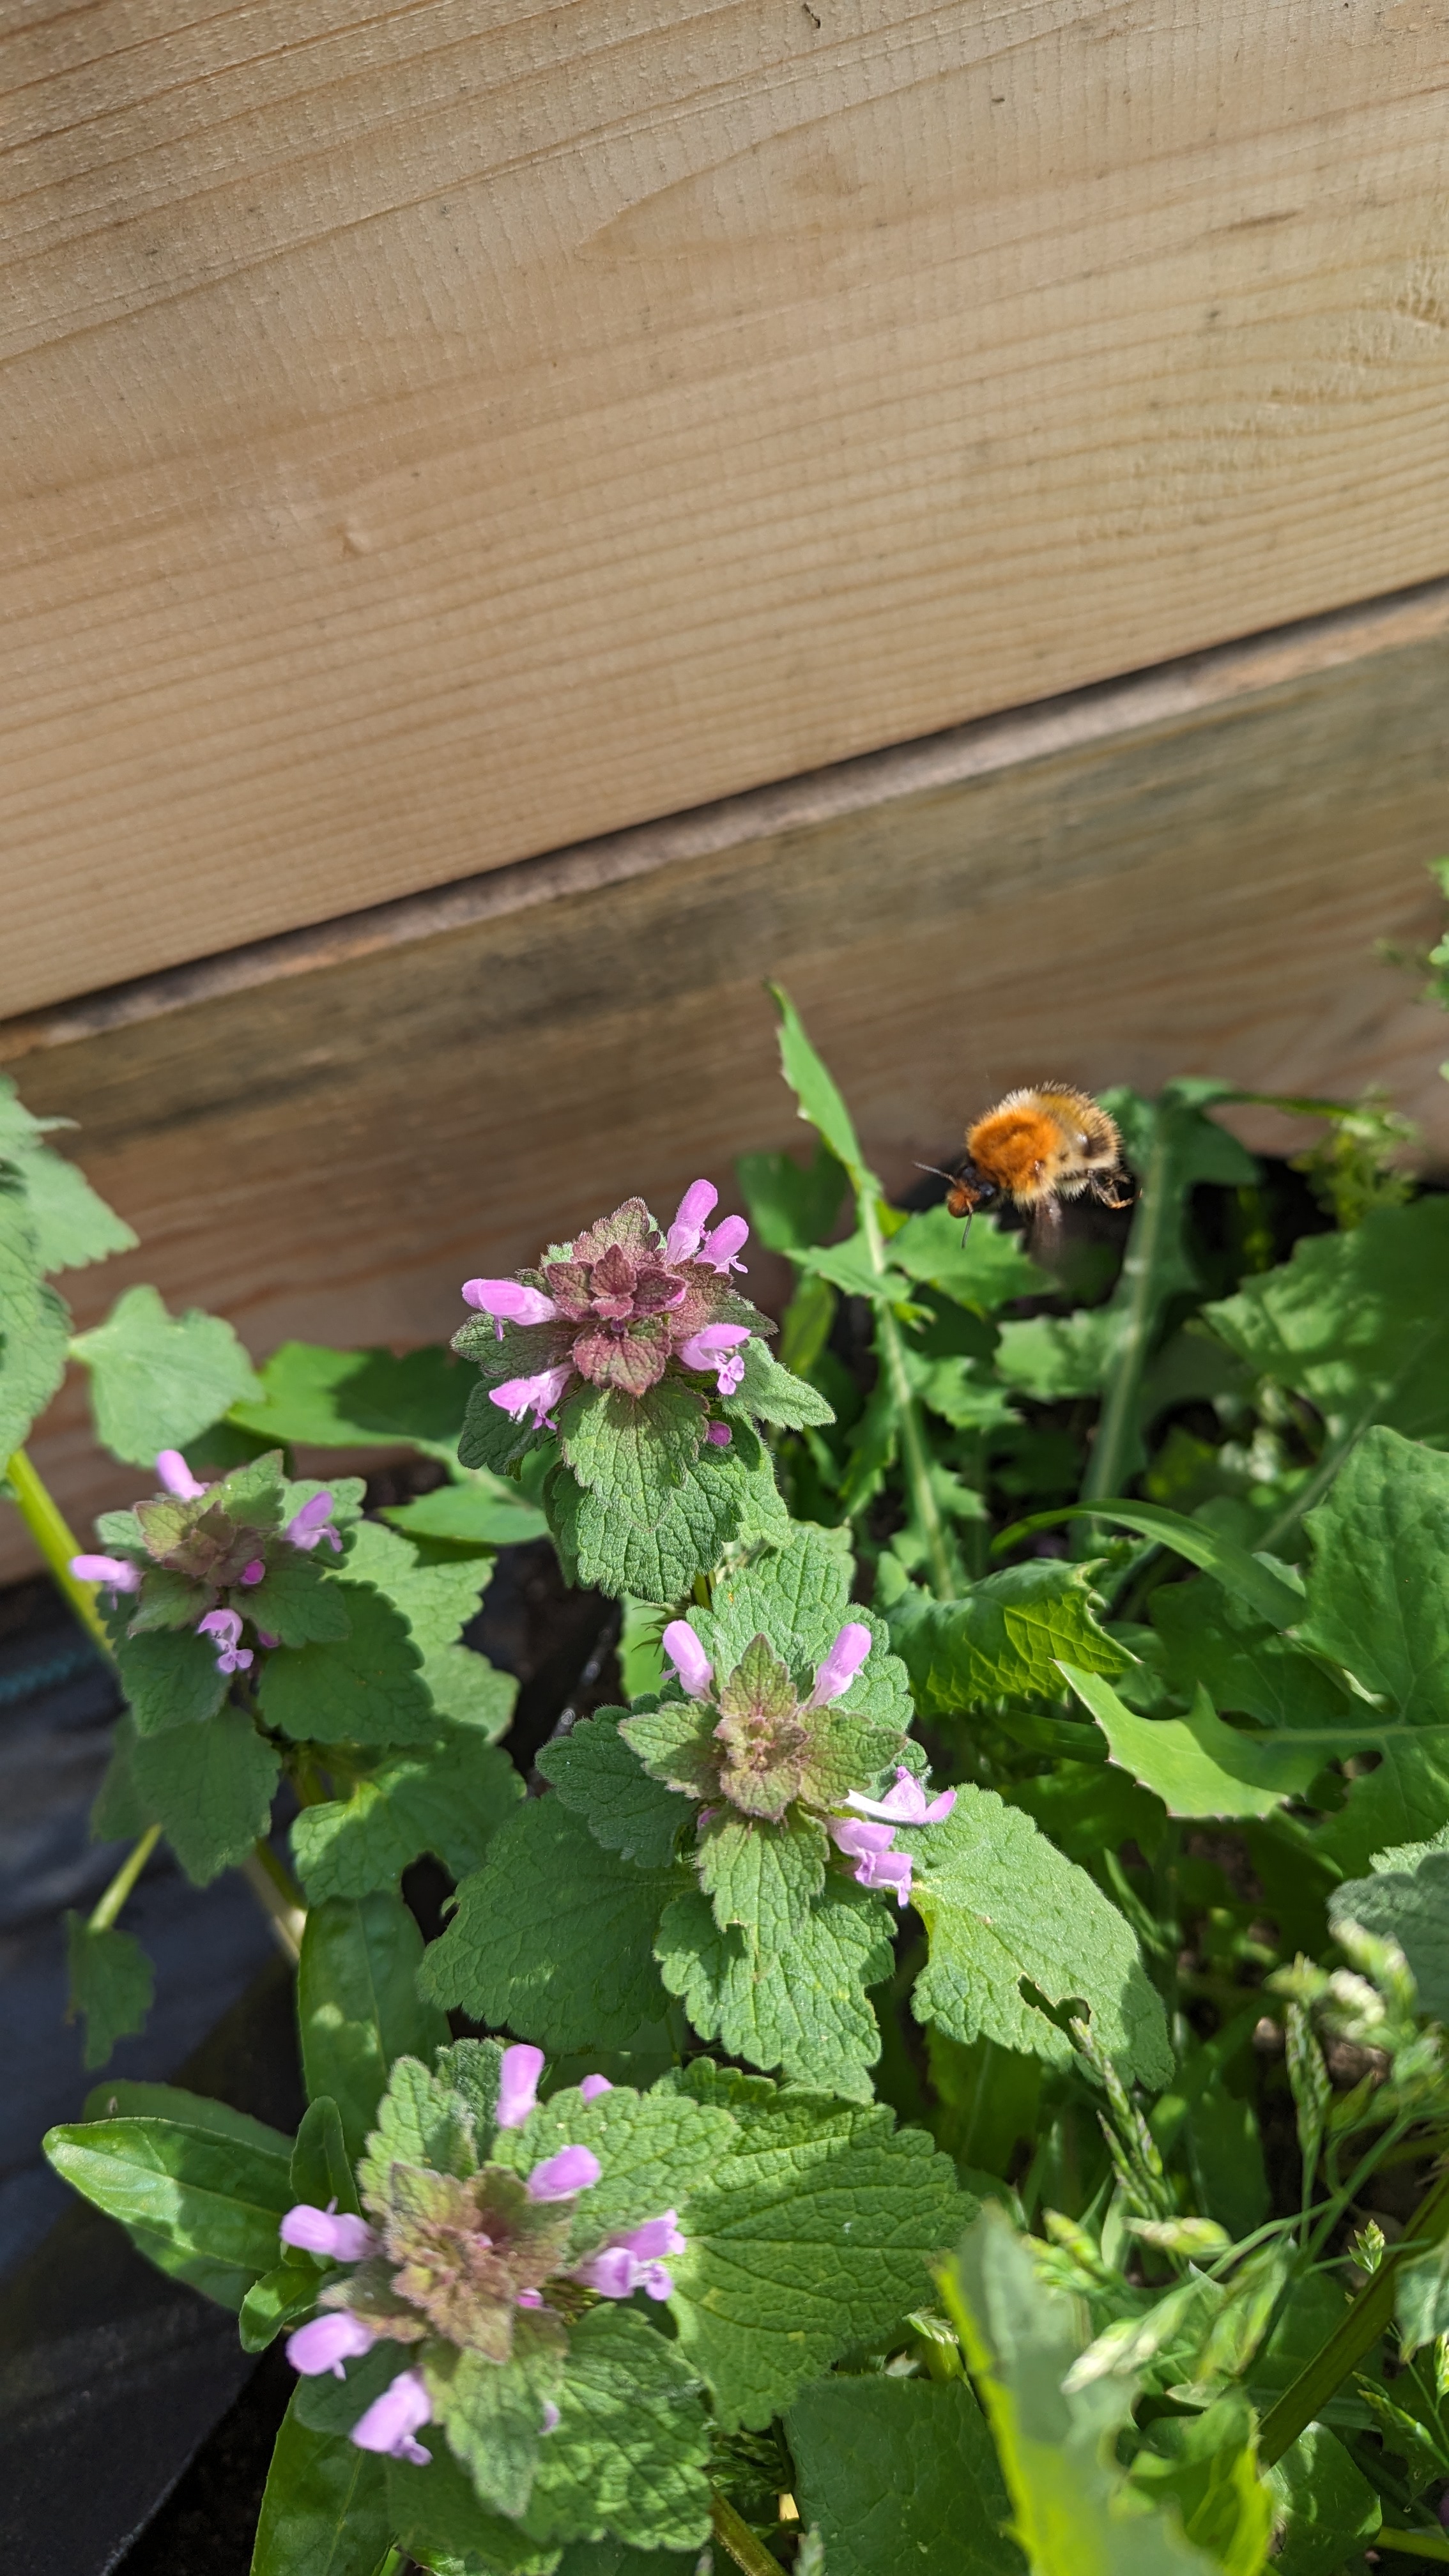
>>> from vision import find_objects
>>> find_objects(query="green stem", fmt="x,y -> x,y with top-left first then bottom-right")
1081,1120 -> 1172,1510
242,1843 -> 306,1963
1376,2531 -> 1449,2562
860,1195 -> 953,1600
1259,2160 -> 1449,2465
710,2493 -> 786,2576
88,1823 -> 162,1930
4,1445 -> 113,1652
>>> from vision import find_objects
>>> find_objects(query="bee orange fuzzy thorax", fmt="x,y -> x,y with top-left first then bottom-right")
965,1107 -> 1066,1200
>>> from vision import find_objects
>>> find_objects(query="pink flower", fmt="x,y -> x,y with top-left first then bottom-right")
279,2202 -> 378,2262
525,2145 -> 601,2202
495,2043 -> 544,2129
666,1179 -> 719,1263
808,1622 -> 873,1707
70,1553 -> 141,1596
490,1364 -> 573,1432
829,1817 -> 897,1863
576,2211 -> 684,2303
541,2399 -> 562,2434
678,1324 -> 751,1395
256,1628 -> 280,1649
578,2074 -> 613,2103
618,2210 -> 686,2261
516,2288 -> 544,2310
661,1620 -> 713,1699
351,2368 -> 432,2465
827,1813 -> 914,1903
284,1492 -> 342,1553
696,1215 -> 749,1276
286,2312 -> 378,2378
576,2244 -> 638,2299
846,1767 -> 956,1826
461,1279 -> 561,1341
239,1558 -> 266,1586
854,1846 -> 914,1907
705,1422 -> 732,1447
155,1450 -> 207,1500
198,1607 -> 252,1675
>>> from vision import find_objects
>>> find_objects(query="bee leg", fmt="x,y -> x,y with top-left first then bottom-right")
1091,1172 -> 1134,1211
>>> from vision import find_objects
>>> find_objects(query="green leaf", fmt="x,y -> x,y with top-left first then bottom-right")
1298,1427 -> 1449,1726
770,986 -> 878,1196
1128,2393 -> 1275,2576
704,1517 -> 852,1657
730,1338 -> 836,1429
229,1339 -> 471,1449
794,1232 -> 916,1308
736,1140 -> 847,1254
1206,1195 -> 1449,1445
995,1501 -> 1305,1633
251,2388 -> 391,2576
556,1448 -> 751,1604
257,1581 -> 436,1747
356,2055 -> 477,2206
434,2333 -> 563,2517
696,1807 -> 827,1939
1329,1846 -> 1449,2023
79,2079 -> 298,2156
387,2443 -> 562,2573
43,2109 -> 293,2310
667,2062 -> 969,2427
939,2209 -> 1227,2575
340,1519 -> 491,1655
292,1735 -> 524,1901
71,1284 -> 263,1465
1149,1583 -> 1352,1731
65,1913 -> 153,2069
560,1381 -> 707,1529
537,1713 -> 695,1869
240,2260 -> 322,2353
383,1476 -> 549,1546
291,2095 -> 362,2214
492,2079 -> 738,2256
114,1625 -> 228,1735
1264,2423 -> 1381,2575
1395,2234 -> 1449,2359
785,2373 -> 1022,2576
995,1307 -> 1120,1401
420,1798 -> 681,2053
0,1197 -> 70,1458
891,1563 -> 1130,1714
129,1710 -> 280,1884
908,1788 -> 1173,2085
297,1892 -> 450,2162
523,2306 -> 711,2552
1063,1669 -> 1325,1821
241,1552 -> 353,1646
4,1137 -> 137,1277
657,1878 -> 891,2097
890,1203 -> 1045,1312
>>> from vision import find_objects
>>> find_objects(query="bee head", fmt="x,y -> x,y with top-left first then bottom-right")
944,1165 -> 997,1221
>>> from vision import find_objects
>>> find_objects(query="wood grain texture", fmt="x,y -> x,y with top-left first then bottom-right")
6,0 -> 1449,1015
2,603 -> 1446,1583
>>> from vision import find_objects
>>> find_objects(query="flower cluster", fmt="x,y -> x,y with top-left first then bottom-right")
456,1181 -> 768,1432
284,2046 -> 687,2469
623,1618 -> 954,1909
71,1448 -> 342,1677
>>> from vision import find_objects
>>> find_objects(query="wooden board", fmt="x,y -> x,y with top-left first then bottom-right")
6,0 -> 1449,1017
2,586 -> 1446,1583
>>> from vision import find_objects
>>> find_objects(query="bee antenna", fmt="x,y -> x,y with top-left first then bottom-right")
913,1162 -> 960,1186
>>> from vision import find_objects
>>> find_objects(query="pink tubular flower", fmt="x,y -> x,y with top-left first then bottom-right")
155,1450 -> 208,1500
279,2203 -> 379,2262
678,1324 -> 751,1397
854,1845 -> 915,1907
197,1607 -> 252,1675
489,1363 -> 574,1432
576,2212 -> 682,2303
661,1620 -> 713,1699
525,2145 -> 602,2203
578,2074 -> 613,2103
847,1766 -> 956,1826
829,1817 -> 897,1864
827,1813 -> 914,1905
666,1179 -> 719,1263
808,1622 -> 873,1707
70,1553 -> 142,1595
286,2312 -> 378,2378
495,2043 -> 545,2129
577,2244 -> 638,2299
461,1279 -> 562,1341
256,1628 -> 280,1649
351,2368 -> 432,2465
619,2211 -> 685,2262
696,1215 -> 749,1276
516,2288 -> 544,2310
240,1558 -> 266,1586
705,1421 -> 732,1447
285,1492 -> 342,1554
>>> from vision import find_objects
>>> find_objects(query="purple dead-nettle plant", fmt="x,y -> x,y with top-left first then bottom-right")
70,1447 -> 346,1674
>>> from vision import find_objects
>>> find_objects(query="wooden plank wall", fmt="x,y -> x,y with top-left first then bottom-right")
6,0 -> 1449,1016
3,584 -> 1446,1583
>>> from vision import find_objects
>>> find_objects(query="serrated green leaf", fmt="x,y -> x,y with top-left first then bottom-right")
1329,1846 -> 1449,2023
707,1519 -> 851,1653
890,1203 -> 1045,1313
1063,1668 -> 1324,1821
995,1307 -> 1119,1400
793,1232 -> 915,1307
91,1713 -> 151,1841
696,1807 -> 827,1938
1206,1195 -> 1449,1445
558,1451 -> 748,1603
229,1338 -> 471,1449
433,2330 -> 564,2517
292,1734 -> 524,1901
341,1518 -> 493,1655
786,2373 -> 1022,2576
908,1788 -> 1173,2085
1149,1582 -> 1351,1731
1299,1428 -> 1449,1726
422,1639 -> 519,1739
997,1501 -> 1305,1632
736,1140 -> 847,1254
252,2389 -> 391,2576
384,1476 -> 549,1546
560,1380 -> 708,1530
64,1912 -> 153,2069
656,1878 -> 892,2097
43,2109 -> 293,2310
129,1709 -> 280,1884
3,1125 -> 137,1276
891,1563 -> 1130,1714
257,1581 -> 436,1747
242,1552 -> 353,1646
295,2336 -> 413,2439
667,2064 -> 969,2427
388,2442 -> 562,2573
770,987 -> 878,1196
492,2080 -> 737,2258
114,1625 -> 228,1734
421,1799 -> 682,2053
298,1892 -> 450,2163
538,1714 -> 694,1869
122,1561 -> 210,1634
730,1337 -> 835,1429
71,1284 -> 263,1465
523,2305 -> 711,2552
0,1199 -> 70,1457
1264,2423 -> 1381,2574
356,2055 -> 477,2205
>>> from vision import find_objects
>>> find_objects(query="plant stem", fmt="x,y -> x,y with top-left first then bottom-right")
1080,1118 -> 1171,1512
242,1843 -> 306,1964
88,1823 -> 162,1930
859,1194 -> 953,1600
1259,2159 -> 1449,2465
4,1445 -> 112,1651
1376,2531 -> 1449,2562
710,2492 -> 786,2576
